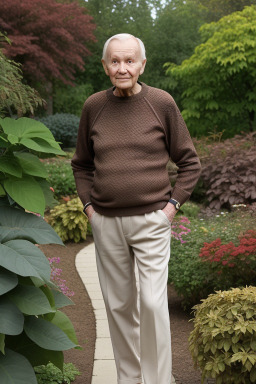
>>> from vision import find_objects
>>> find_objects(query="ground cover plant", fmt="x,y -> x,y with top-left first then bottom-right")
169,206 -> 256,308
35,362 -> 80,384
189,286 -> 256,383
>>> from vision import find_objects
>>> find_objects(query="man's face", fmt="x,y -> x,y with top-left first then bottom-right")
102,38 -> 146,95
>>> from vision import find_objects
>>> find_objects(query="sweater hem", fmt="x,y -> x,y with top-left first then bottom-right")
91,201 -> 168,217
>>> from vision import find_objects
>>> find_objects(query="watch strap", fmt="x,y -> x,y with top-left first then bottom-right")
169,198 -> 180,210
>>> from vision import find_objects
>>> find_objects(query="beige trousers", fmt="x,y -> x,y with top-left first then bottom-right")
90,209 -> 172,384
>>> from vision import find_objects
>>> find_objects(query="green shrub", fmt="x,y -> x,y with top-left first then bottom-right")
37,114 -> 80,148
35,362 -> 80,384
48,197 -> 88,243
44,160 -> 76,198
53,83 -> 93,116
168,209 -> 255,308
189,286 -> 256,384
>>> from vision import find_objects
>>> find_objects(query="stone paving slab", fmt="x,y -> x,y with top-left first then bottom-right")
92,360 -> 117,383
94,308 -> 108,320
75,242 -> 176,384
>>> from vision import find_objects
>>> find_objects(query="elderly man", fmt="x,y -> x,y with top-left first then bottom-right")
71,33 -> 201,384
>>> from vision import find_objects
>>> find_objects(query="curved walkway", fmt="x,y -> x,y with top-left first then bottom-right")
75,242 -> 176,384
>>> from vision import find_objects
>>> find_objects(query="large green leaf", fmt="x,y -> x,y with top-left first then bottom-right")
37,178 -> 58,209
40,285 -> 56,308
8,285 -> 55,315
0,206 -> 63,245
0,334 -> 5,354
24,317 -> 77,351
52,289 -> 74,309
19,137 -> 65,155
5,332 -> 64,370
14,152 -> 47,178
0,117 -> 65,156
0,348 -> 37,384
3,175 -> 45,215
0,268 -> 18,295
0,156 -> 22,178
31,276 -> 57,290
0,133 -> 8,148
0,117 -> 54,140
0,184 -> 6,196
0,297 -> 24,335
51,311 -> 79,346
0,240 -> 51,281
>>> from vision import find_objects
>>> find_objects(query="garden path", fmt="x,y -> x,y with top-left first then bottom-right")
75,242 -> 176,384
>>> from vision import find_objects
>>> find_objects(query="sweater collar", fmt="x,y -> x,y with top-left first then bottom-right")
106,82 -> 148,103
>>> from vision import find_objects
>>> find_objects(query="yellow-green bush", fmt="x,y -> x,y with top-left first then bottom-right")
48,197 -> 88,243
189,286 -> 256,384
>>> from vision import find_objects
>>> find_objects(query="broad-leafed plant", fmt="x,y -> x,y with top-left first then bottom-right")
0,117 -> 65,214
0,117 -> 80,384
189,286 -> 256,383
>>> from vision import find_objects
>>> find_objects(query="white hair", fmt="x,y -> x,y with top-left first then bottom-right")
102,33 -> 146,61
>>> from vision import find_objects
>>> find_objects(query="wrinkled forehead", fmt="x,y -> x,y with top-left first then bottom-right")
106,38 -> 142,60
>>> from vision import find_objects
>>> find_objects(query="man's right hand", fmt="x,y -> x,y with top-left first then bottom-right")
85,205 -> 96,221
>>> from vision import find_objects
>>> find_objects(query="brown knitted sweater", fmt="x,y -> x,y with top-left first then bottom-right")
71,82 -> 201,216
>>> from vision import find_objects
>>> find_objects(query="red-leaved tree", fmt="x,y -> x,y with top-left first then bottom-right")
0,0 -> 96,110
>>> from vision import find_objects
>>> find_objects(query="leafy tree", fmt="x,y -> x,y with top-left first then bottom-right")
165,5 -> 256,137
0,33 -> 44,117
190,0 -> 255,22
145,0 -> 204,96
0,0 -> 96,112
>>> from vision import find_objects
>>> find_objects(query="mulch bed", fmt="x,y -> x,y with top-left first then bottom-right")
41,235 -> 204,384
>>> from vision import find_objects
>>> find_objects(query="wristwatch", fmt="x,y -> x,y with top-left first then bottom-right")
83,202 -> 92,216
169,198 -> 180,210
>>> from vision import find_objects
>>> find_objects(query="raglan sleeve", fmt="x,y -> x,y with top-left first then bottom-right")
165,97 -> 202,206
71,100 -> 95,206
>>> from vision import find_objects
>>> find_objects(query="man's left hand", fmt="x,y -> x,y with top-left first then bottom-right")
161,202 -> 177,224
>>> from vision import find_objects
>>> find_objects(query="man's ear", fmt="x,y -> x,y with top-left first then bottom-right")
102,59 -> 109,76
139,59 -> 147,75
